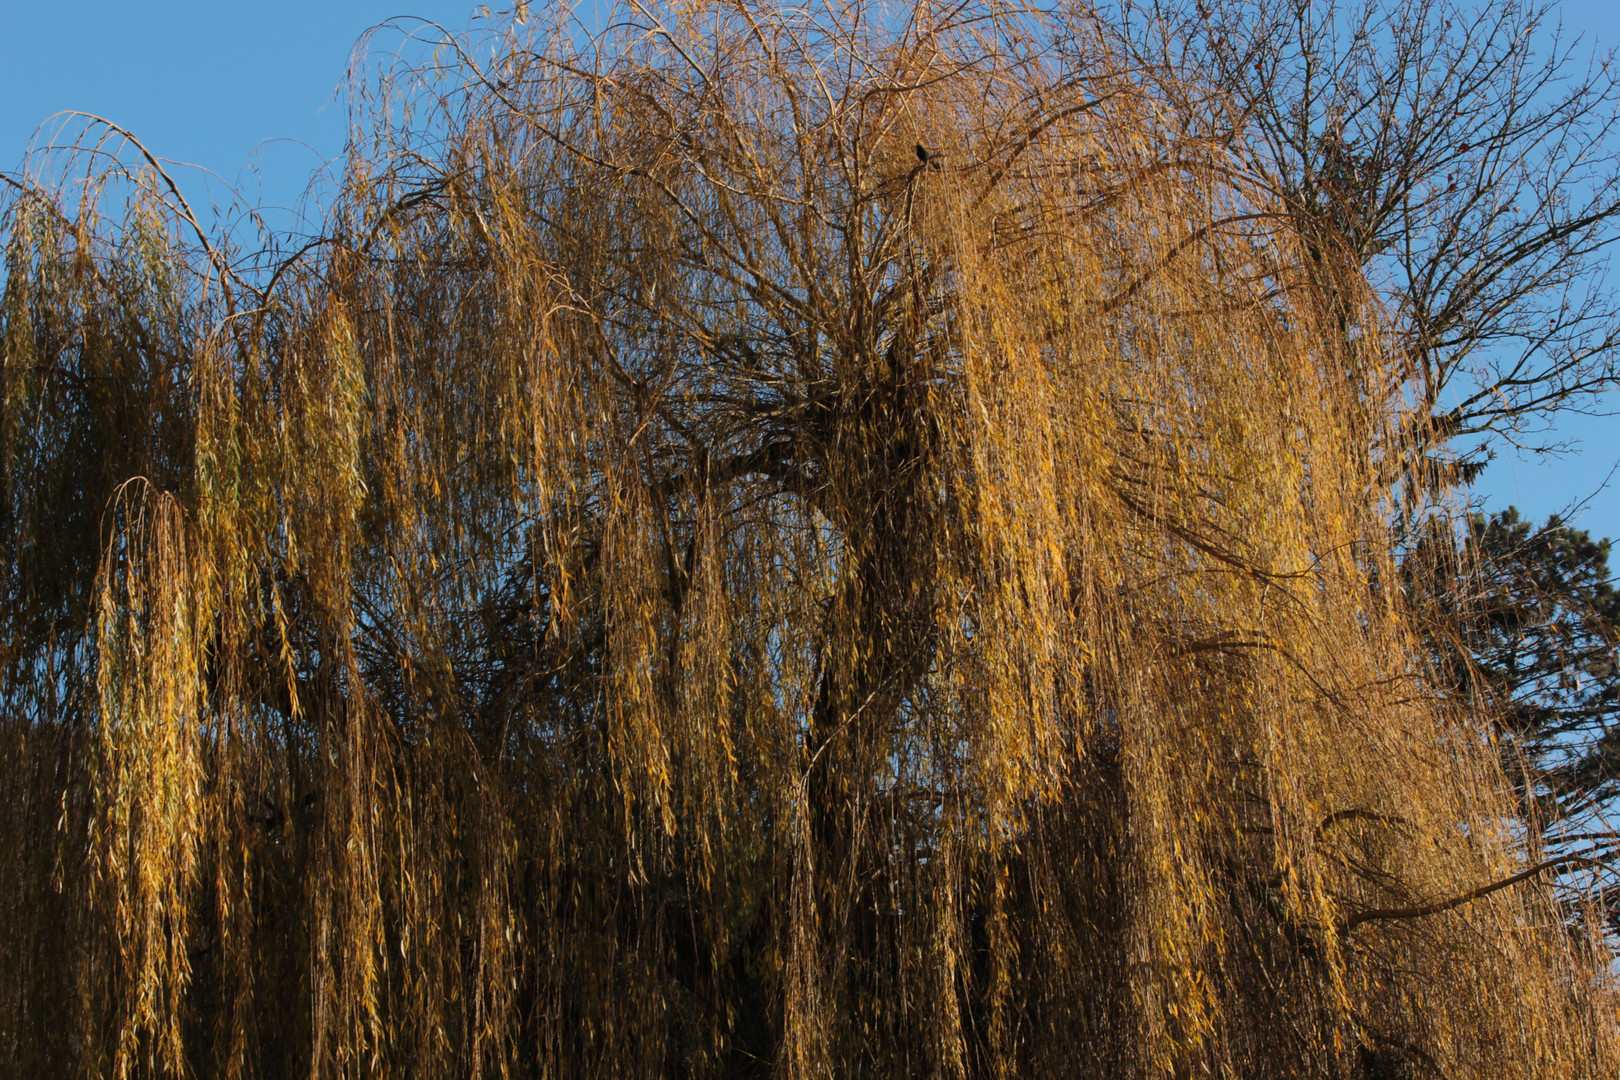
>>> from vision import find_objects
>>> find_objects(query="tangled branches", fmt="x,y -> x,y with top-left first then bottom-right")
1,3 -> 1614,1077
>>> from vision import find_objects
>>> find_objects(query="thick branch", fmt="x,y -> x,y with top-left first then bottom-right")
1342,849 -> 1618,931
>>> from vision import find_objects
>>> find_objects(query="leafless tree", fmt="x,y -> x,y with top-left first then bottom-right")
1111,0 -> 1620,475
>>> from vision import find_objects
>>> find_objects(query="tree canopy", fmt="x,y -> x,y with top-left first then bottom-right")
1113,0 -> 1620,474
1,2 -> 1615,1077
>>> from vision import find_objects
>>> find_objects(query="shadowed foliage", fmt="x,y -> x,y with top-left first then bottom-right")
2,3 -> 1616,1077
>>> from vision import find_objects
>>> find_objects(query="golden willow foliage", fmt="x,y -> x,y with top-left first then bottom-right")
1,2 -> 1614,1076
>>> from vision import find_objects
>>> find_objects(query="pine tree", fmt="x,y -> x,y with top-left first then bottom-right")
1412,508 -> 1620,926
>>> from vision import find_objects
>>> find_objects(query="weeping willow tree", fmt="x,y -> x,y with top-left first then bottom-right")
2,2 -> 1615,1077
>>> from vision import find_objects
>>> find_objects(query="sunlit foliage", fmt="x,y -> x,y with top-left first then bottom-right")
1,3 -> 1614,1076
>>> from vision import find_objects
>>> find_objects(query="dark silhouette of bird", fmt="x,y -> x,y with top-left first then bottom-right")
916,142 -> 930,163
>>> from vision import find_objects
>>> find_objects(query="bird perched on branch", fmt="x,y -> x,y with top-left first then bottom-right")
915,142 -> 941,169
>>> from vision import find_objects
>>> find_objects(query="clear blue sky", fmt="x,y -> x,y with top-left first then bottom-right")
2,1 -> 1617,544
0,1 -> 475,235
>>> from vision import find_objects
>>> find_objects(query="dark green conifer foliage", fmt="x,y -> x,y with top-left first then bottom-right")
1410,507 -> 1620,927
